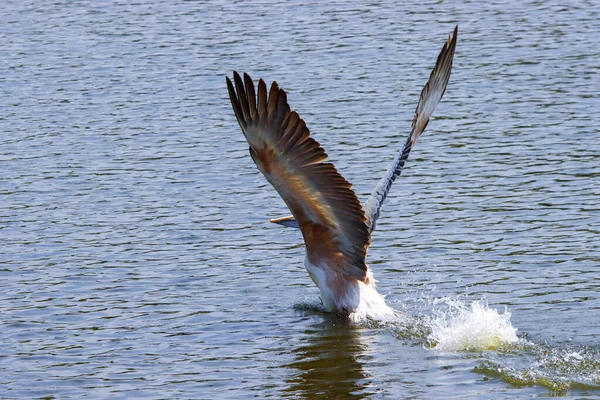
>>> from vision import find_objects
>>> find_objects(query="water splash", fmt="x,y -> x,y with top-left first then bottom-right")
426,298 -> 519,352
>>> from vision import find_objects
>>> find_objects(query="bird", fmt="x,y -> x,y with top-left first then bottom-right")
226,26 -> 457,321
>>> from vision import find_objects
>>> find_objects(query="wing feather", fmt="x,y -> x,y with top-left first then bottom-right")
227,72 -> 370,281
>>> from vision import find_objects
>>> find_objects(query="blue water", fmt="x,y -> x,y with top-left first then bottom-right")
1,1 -> 599,398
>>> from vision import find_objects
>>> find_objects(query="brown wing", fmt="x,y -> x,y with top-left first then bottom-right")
226,72 -> 370,281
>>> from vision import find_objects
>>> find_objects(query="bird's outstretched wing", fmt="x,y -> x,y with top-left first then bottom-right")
363,26 -> 457,233
227,72 -> 370,281
268,26 -> 458,234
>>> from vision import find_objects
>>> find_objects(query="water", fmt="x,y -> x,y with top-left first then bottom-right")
1,0 -> 599,398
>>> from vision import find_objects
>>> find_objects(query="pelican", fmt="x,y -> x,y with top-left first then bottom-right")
226,26 -> 457,321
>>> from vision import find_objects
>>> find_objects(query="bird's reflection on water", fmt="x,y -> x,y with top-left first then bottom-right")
283,313 -> 377,399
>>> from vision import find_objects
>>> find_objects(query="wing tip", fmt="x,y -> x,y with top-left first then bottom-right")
443,25 -> 458,58
450,25 -> 458,50
412,25 -> 458,131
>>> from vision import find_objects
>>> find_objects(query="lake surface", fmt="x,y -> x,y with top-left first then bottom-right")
1,0 -> 599,398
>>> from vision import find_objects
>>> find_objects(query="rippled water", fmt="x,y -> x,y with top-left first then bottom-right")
2,0 -> 599,398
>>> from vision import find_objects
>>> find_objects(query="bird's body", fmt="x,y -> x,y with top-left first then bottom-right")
226,27 -> 457,321
305,256 -> 394,320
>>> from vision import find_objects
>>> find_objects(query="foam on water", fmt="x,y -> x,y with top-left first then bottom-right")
426,298 -> 519,352
475,345 -> 600,392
